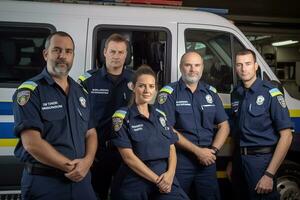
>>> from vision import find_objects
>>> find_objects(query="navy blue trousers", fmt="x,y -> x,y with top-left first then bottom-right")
111,159 -> 190,200
176,150 -> 221,200
232,153 -> 280,200
21,170 -> 97,200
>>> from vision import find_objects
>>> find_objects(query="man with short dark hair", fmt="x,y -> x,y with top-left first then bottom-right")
13,31 -> 97,200
78,33 -> 133,200
228,49 -> 293,200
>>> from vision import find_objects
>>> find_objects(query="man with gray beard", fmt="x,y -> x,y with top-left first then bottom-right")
12,31 -> 97,200
156,51 -> 229,200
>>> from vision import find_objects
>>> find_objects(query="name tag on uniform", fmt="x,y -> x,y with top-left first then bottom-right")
91,88 -> 109,94
176,100 -> 191,107
131,124 -> 144,132
41,101 -> 63,110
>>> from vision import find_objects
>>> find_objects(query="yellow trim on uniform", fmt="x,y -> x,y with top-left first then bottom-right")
18,84 -> 37,91
0,139 -> 19,147
78,75 -> 87,82
223,104 -> 231,109
112,112 -> 126,119
289,109 -> 300,117
216,171 -> 227,179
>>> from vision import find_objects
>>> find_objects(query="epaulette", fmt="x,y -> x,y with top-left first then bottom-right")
155,108 -> 166,118
78,71 -> 92,83
17,81 -> 38,91
208,85 -> 217,93
269,88 -> 283,97
112,109 -> 128,119
159,85 -> 174,94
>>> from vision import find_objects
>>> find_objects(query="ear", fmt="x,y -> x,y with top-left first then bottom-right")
103,48 -> 107,57
43,49 -> 48,61
254,62 -> 259,71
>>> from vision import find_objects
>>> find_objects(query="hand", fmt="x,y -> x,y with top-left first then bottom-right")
156,171 -> 175,193
226,161 -> 232,181
194,147 -> 216,166
65,158 -> 92,182
255,175 -> 273,194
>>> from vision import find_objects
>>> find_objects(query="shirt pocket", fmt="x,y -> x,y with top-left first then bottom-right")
202,105 -> 216,130
175,106 -> 193,129
41,108 -> 65,121
246,104 -> 268,132
130,129 -> 149,142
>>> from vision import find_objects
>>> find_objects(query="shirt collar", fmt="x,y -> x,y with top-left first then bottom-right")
41,68 -> 56,85
178,78 -> 203,92
236,78 -> 262,94
129,104 -> 155,119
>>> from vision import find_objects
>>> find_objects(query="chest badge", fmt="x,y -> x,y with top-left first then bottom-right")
159,117 -> 166,127
205,94 -> 213,104
79,97 -> 86,108
256,95 -> 265,105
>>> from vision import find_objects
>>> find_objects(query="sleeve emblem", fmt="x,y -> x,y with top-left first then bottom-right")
17,90 -> 30,106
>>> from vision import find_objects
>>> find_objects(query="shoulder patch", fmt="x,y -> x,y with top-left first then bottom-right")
209,85 -> 217,93
112,109 -> 127,132
155,108 -> 166,118
159,85 -> 174,94
17,90 -> 31,106
18,81 -> 37,91
269,88 -> 283,97
78,72 -> 92,83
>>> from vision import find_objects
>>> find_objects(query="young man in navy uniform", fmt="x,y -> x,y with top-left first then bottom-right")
228,49 -> 293,200
13,31 -> 97,200
78,33 -> 133,200
156,51 -> 230,200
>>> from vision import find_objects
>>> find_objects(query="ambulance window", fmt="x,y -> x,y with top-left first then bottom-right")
93,26 -> 172,86
185,29 -> 242,93
0,22 -> 53,87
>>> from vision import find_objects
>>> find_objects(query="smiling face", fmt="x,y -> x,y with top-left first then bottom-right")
235,53 -> 258,87
43,34 -> 74,78
133,74 -> 156,105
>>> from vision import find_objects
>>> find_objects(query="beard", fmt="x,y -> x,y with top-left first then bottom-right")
181,73 -> 201,84
50,60 -> 72,77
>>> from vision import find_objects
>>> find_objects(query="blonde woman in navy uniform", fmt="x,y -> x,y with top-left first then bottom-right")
110,65 -> 189,200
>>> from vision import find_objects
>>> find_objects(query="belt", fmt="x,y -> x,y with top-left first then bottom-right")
25,163 -> 66,178
240,146 -> 274,155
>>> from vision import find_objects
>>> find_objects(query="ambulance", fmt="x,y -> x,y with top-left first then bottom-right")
0,0 -> 299,199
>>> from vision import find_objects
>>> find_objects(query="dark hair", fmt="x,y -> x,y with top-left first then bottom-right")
236,49 -> 257,62
44,31 -> 75,50
104,33 -> 129,49
129,65 -> 157,106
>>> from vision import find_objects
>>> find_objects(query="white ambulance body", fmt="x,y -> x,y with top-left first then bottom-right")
0,0 -> 299,198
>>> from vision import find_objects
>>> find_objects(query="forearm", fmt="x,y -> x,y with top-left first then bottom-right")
119,148 -> 159,183
84,128 -> 98,165
173,128 -> 199,154
167,145 -> 177,175
21,130 -> 72,172
266,129 -> 293,175
211,121 -> 230,150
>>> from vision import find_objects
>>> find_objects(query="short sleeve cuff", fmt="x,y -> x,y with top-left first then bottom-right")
112,139 -> 132,149
14,120 -> 43,137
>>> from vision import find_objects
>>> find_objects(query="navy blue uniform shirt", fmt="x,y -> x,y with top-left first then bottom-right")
13,68 -> 92,163
156,79 -> 228,146
78,66 -> 133,143
230,78 -> 293,147
111,105 -> 178,161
